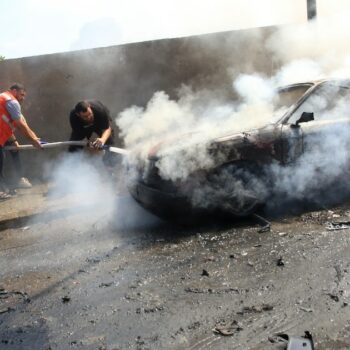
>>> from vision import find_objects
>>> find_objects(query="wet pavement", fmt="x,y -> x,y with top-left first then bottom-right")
1,184 -> 350,349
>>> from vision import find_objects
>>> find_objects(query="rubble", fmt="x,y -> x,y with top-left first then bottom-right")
213,321 -> 243,336
276,257 -> 285,266
252,213 -> 271,233
201,269 -> 210,277
237,304 -> 273,315
61,296 -> 71,303
326,221 -> 350,231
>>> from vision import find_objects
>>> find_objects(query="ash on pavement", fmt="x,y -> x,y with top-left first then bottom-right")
1,184 -> 350,349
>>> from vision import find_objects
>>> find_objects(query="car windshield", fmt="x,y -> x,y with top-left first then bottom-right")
214,84 -> 312,138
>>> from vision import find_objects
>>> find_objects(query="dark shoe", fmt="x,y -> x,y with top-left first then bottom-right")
16,177 -> 32,189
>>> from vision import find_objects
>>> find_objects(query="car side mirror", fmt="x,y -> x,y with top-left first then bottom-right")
295,112 -> 314,126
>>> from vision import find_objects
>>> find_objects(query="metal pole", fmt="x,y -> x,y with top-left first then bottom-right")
307,0 -> 317,21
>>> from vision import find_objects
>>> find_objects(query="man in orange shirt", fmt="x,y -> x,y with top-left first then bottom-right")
0,83 -> 42,199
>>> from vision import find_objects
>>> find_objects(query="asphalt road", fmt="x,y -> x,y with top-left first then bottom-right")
1,184 -> 350,349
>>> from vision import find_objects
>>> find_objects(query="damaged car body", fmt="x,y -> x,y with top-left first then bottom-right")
128,79 -> 350,220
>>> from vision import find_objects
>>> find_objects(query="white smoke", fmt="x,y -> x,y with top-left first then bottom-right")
268,84 -> 350,207
45,152 -> 160,232
118,74 -> 279,182
273,59 -> 323,86
45,152 -> 116,227
267,14 -> 350,80
116,16 -> 350,215
4,151 -> 162,273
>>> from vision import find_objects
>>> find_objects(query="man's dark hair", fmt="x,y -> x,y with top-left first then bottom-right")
9,83 -> 25,91
74,101 -> 90,114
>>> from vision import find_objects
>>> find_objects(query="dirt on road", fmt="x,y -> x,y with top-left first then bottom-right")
1,183 -> 350,349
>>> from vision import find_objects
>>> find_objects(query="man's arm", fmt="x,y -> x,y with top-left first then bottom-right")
92,126 -> 112,148
15,117 -> 42,149
6,101 -> 41,149
90,101 -> 113,149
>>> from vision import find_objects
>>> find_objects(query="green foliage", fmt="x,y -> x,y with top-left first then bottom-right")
0,55 -> 5,61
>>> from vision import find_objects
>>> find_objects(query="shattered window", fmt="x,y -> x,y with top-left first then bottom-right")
287,82 -> 350,124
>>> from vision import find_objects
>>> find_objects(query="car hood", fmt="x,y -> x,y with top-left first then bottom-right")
147,124 -> 278,160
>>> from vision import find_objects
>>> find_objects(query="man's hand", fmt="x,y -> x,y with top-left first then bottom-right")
31,138 -> 43,150
92,138 -> 105,149
8,137 -> 20,149
91,127 -> 111,149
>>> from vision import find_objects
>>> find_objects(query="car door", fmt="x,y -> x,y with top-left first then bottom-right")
280,122 -> 304,164
281,81 -> 350,164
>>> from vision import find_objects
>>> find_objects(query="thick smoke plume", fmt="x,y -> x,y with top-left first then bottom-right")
45,152 -> 158,228
118,76 -> 277,181
116,15 -> 350,214
46,153 -> 119,232
6,152 -> 119,271
46,152 -> 115,216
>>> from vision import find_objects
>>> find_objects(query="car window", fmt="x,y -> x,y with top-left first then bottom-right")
274,86 -> 311,110
272,85 -> 311,121
287,83 -> 350,124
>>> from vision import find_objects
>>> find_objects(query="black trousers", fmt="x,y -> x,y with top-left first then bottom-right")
0,142 -> 23,190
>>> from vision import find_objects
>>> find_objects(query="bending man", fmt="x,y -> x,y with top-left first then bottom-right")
68,100 -> 115,166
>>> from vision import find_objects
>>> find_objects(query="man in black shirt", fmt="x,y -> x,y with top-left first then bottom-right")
68,100 -> 115,166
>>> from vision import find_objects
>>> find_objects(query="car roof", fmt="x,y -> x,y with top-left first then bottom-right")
278,78 -> 350,92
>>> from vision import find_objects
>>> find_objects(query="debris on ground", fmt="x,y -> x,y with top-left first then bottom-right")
299,307 -> 313,313
0,307 -> 15,314
237,304 -> 273,315
213,320 -> 243,336
268,331 -> 314,350
61,296 -> 71,303
0,289 -> 30,314
252,213 -> 271,233
286,331 -> 314,350
0,289 -> 30,303
277,257 -> 285,266
86,256 -> 102,263
99,282 -> 113,288
204,256 -> 216,262
201,269 -> 210,277
326,221 -> 350,231
268,333 -> 289,344
184,287 -> 240,294
326,291 -> 342,302
2,184 -> 350,349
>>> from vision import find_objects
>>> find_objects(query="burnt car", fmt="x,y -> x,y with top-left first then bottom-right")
128,79 -> 350,220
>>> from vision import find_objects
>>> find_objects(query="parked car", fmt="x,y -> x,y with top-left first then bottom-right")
128,79 -> 350,220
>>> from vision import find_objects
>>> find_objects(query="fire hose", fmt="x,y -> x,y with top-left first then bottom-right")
3,141 -> 129,155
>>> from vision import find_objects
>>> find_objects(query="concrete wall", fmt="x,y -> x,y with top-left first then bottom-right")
0,26 -> 279,180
